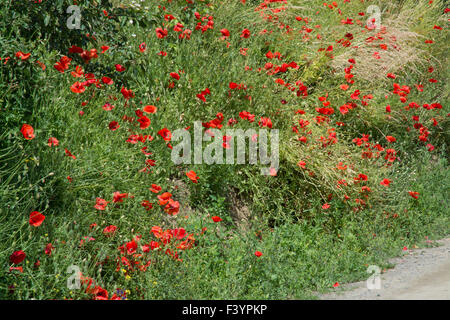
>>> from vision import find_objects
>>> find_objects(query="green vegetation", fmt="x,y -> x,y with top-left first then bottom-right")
0,0 -> 448,299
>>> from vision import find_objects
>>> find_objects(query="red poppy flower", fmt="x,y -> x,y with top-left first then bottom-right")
94,198 -> 109,210
80,49 -> 98,63
164,198 -> 180,215
103,225 -> 117,236
240,29 -> 251,38
196,93 -> 206,102
212,216 -> 222,222
109,121 -> 120,131
143,105 -> 157,113
339,104 -> 350,115
15,51 -> 31,61
151,226 -> 163,238
355,173 -> 368,182
94,287 -> 109,300
20,124 -> 35,140
113,191 -> 128,203
139,42 -> 147,53
70,82 -> 86,94
169,72 -> 180,80
150,184 -> 162,193
102,76 -> 113,85
220,29 -> 230,38
121,87 -> 134,100
333,282 -> 340,288
171,228 -> 186,240
71,65 -> 84,78
157,192 -> 172,204
101,46 -> 110,54
10,250 -> 26,264
67,45 -> 83,54
126,240 -> 138,254
174,23 -> 184,32
115,64 -> 126,72
64,148 -> 76,160
186,170 -> 199,183
138,116 -> 151,129
197,93 -> 206,102
9,266 -> 23,273
197,88 -> 211,102
254,251 -> 263,257
44,243 -> 54,255
29,211 -> 45,227
386,136 -> 396,143
258,117 -> 272,128
102,103 -> 115,111
380,178 -> 391,187
408,191 -> 419,199
156,28 -> 168,39
141,200 -> 153,211
47,137 -> 59,147
158,128 -> 172,141
322,203 -> 330,210
297,161 -> 306,169
36,60 -> 46,71
54,56 -> 72,73
350,89 -> 361,100
239,111 -> 255,122
229,82 -> 243,90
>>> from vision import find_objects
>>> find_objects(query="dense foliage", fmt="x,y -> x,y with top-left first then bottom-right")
0,0 -> 448,299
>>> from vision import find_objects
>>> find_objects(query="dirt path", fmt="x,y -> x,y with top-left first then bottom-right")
321,238 -> 450,300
